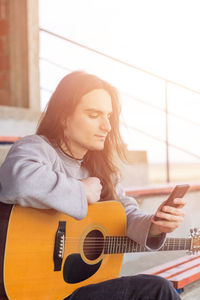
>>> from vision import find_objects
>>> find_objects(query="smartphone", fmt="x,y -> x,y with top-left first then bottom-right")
154,184 -> 190,221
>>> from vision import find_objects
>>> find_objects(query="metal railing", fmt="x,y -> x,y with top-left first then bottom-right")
39,27 -> 200,183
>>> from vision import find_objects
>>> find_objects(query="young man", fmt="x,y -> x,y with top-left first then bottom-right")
0,71 -> 185,299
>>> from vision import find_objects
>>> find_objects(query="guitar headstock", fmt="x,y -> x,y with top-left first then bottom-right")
188,228 -> 200,254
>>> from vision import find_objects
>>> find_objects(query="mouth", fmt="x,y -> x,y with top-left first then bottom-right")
95,135 -> 107,141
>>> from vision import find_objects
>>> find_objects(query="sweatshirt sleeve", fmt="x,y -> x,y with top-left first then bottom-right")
116,183 -> 166,250
0,135 -> 88,219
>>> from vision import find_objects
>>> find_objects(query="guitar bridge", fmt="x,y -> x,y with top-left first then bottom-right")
53,221 -> 66,271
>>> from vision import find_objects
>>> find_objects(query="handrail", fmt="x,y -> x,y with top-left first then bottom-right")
40,75 -> 200,129
39,27 -> 200,183
120,122 -> 200,160
40,57 -> 72,72
40,27 -> 200,95
0,136 -> 20,143
125,183 -> 200,198
121,92 -> 200,128
40,83 -> 200,159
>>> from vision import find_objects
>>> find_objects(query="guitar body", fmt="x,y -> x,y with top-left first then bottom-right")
1,201 -> 126,300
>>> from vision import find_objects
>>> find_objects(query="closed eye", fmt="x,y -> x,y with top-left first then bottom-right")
88,113 -> 99,118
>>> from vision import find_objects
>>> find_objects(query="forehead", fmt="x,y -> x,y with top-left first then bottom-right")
77,89 -> 113,113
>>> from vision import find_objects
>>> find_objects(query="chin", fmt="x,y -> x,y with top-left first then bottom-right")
89,143 -> 105,151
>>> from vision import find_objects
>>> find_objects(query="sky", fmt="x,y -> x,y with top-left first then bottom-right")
39,0 -> 200,165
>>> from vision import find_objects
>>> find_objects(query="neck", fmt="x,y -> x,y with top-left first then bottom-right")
104,236 -> 192,254
60,142 -> 86,160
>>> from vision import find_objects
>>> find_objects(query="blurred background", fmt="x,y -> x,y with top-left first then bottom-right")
39,0 -> 200,185
1,0 -> 200,186
0,1 -> 200,297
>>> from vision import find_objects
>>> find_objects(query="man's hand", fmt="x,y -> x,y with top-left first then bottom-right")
81,177 -> 102,204
149,197 -> 186,236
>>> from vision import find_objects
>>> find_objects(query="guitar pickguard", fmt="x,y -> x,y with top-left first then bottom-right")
63,253 -> 102,283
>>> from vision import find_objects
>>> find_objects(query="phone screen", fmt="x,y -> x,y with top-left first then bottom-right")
154,184 -> 190,221
165,184 -> 190,206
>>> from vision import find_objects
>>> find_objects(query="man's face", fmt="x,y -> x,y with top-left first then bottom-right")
64,89 -> 113,159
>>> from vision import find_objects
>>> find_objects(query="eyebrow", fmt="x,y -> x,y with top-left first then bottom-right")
84,108 -> 112,114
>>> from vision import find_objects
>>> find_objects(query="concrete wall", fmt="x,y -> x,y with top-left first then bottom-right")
0,106 -> 40,136
117,150 -> 148,187
0,0 -> 10,105
0,0 -> 40,109
0,106 -> 40,165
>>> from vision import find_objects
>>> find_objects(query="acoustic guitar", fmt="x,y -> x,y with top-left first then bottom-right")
0,201 -> 199,300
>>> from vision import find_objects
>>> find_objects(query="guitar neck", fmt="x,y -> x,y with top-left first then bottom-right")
104,236 -> 191,254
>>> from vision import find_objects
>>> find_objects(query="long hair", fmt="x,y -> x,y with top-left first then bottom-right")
37,71 -> 126,200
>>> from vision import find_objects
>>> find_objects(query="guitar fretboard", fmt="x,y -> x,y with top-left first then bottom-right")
104,236 -> 191,254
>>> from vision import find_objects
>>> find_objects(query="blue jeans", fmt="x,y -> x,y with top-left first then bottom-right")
64,274 -> 181,300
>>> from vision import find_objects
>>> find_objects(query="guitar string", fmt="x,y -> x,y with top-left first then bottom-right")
51,236 -> 191,252
55,238 -> 191,245
68,242 -> 193,249
57,240 -> 191,247
76,240 -> 191,244
63,237 -> 191,241
81,241 -> 191,246
32,239 -> 192,254
47,240 -> 191,249
73,242 -> 192,252
61,243 -> 192,254
34,241 -> 191,248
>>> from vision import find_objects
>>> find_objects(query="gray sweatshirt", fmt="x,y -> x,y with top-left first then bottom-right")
0,134 -> 165,248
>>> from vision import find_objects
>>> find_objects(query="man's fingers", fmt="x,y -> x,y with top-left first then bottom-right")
151,218 -> 181,232
154,211 -> 184,222
161,205 -> 185,217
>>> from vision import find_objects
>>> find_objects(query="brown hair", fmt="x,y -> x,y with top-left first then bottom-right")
37,71 -> 126,200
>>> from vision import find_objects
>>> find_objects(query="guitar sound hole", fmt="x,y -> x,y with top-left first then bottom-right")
83,230 -> 104,260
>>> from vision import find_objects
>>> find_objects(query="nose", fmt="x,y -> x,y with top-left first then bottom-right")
100,117 -> 111,133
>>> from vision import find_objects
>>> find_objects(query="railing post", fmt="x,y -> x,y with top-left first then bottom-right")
165,81 -> 170,183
